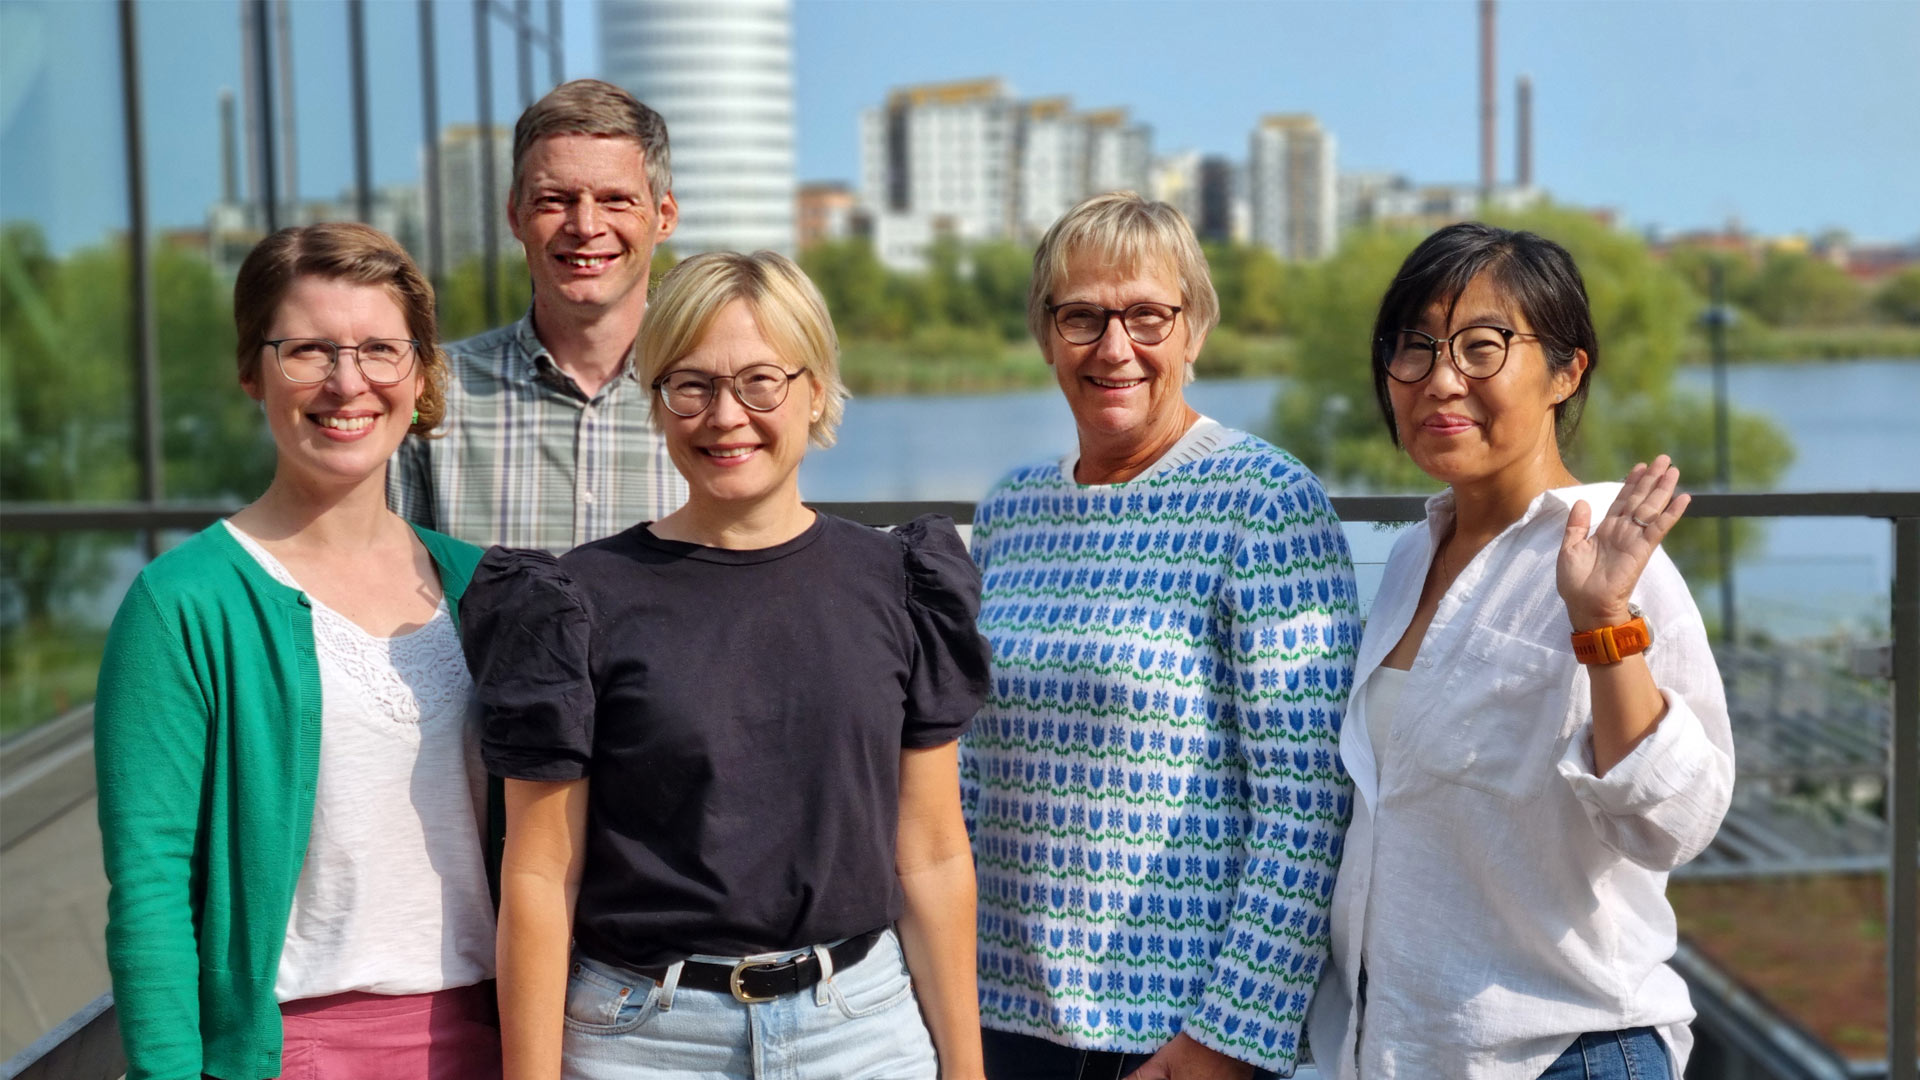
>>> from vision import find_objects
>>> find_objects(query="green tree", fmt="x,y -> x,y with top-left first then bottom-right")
1873,266 -> 1920,325
439,254 -> 533,342
1206,243 -> 1294,335
1661,244 -> 1755,310
1737,249 -> 1865,327
1269,206 -> 1792,585
802,238 -> 910,340
967,240 -> 1034,342
0,225 -> 139,628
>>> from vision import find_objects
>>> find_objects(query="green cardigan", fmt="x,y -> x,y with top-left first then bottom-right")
94,521 -> 486,1080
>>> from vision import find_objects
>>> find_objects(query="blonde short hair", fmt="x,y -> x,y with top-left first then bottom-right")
1027,191 -> 1221,381
639,251 -> 849,447
233,223 -> 447,436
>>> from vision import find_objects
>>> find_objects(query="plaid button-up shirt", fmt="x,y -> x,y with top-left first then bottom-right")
388,313 -> 687,552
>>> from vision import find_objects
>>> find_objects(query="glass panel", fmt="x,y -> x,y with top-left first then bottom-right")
285,0 -> 356,226
411,0 -> 517,342
0,530 -> 137,1058
486,3 -> 532,328
363,0 -> 429,264
0,0 -> 136,745
135,0 -> 273,503
1668,517 -> 1901,1073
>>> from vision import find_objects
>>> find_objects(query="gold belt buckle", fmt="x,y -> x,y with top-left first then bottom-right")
728,959 -> 780,1004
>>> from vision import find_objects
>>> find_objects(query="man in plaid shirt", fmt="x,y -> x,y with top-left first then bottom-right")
389,79 -> 688,551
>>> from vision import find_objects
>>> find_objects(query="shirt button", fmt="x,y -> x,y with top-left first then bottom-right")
1416,656 -> 1432,669
581,490 -> 596,504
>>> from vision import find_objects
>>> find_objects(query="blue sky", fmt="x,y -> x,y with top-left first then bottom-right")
4,0 -> 1915,253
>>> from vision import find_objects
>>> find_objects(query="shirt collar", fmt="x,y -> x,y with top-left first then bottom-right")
513,308 -> 643,388
1423,480 -> 1626,533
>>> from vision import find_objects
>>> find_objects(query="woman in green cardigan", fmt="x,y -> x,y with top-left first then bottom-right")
94,223 -> 501,1080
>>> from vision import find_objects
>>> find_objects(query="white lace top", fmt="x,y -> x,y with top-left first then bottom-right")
222,521 -> 496,1002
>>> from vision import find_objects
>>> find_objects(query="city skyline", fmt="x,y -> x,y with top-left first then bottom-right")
788,0 -> 1918,245
4,0 -> 1914,254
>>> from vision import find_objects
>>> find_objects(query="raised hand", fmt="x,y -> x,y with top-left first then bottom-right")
1557,455 -> 1692,630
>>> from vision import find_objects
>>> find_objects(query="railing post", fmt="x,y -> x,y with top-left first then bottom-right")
1890,514 -> 1918,1080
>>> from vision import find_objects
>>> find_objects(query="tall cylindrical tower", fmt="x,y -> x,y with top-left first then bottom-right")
601,0 -> 796,256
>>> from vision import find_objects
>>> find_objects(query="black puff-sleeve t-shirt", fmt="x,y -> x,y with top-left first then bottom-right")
461,512 -> 990,969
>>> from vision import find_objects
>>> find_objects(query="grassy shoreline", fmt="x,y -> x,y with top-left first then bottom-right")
1680,325 -> 1920,363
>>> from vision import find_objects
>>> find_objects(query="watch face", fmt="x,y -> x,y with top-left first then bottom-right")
1626,603 -> 1654,646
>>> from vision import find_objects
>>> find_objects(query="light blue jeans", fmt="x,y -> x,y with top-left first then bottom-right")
1537,1027 -> 1672,1080
560,928 -> 939,1080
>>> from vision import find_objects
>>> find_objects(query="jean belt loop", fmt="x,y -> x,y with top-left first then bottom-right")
811,942 -> 837,1007
658,959 -> 686,1011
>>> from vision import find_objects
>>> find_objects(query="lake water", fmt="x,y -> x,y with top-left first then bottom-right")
801,358 -> 1919,637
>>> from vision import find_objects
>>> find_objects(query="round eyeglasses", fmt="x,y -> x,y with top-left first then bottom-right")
1380,325 -> 1540,383
1046,301 -> 1183,346
654,364 -> 805,417
263,337 -> 420,385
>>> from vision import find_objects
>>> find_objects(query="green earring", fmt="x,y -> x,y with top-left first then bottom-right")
411,409 -> 420,425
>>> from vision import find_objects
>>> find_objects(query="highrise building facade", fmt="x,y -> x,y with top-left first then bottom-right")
438,125 -> 514,269
1083,108 -> 1150,196
860,78 -> 1016,270
1149,150 -> 1202,229
1195,155 -> 1239,244
1015,98 -> 1087,239
1248,114 -> 1336,260
602,0 -> 797,255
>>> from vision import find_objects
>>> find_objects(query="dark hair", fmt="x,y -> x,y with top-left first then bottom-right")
233,223 -> 447,436
1369,221 -> 1598,447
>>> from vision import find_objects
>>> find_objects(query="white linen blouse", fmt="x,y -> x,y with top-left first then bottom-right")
1305,483 -> 1734,1079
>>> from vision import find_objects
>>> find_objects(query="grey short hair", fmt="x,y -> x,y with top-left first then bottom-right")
1027,191 -> 1221,378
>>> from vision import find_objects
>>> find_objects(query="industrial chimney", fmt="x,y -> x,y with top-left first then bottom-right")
1516,75 -> 1532,190
1479,0 -> 1496,201
219,89 -> 239,206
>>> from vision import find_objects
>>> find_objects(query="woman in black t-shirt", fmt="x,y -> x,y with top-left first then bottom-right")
461,250 -> 991,1080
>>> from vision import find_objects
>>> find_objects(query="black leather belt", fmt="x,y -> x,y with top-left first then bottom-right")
634,928 -> 885,1003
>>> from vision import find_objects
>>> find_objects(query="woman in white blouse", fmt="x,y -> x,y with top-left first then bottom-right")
95,223 -> 499,1079
1305,222 -> 1733,1080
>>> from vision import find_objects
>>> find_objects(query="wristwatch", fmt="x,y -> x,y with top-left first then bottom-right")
1570,603 -> 1654,665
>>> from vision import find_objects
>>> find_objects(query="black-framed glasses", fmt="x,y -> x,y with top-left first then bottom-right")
1380,325 -> 1540,383
263,337 -> 420,385
654,364 -> 805,417
1046,301 -> 1183,346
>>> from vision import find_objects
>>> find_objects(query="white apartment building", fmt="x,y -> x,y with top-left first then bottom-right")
602,0 -> 796,255
860,78 -> 1017,270
1015,98 -> 1087,239
1150,150 -> 1203,228
1248,113 -> 1336,260
1084,108 -> 1150,196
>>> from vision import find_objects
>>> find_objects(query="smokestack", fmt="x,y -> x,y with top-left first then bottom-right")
1479,0 -> 1496,200
219,89 -> 239,205
1516,75 -> 1532,189
239,2 -> 261,211
275,0 -> 298,215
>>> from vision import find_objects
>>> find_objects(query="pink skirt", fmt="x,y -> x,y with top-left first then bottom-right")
276,982 -> 501,1080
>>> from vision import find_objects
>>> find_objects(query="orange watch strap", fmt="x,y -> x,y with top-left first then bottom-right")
1570,616 -> 1651,664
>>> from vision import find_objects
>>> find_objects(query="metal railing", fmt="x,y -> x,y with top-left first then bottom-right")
2,491 -> 1915,1080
